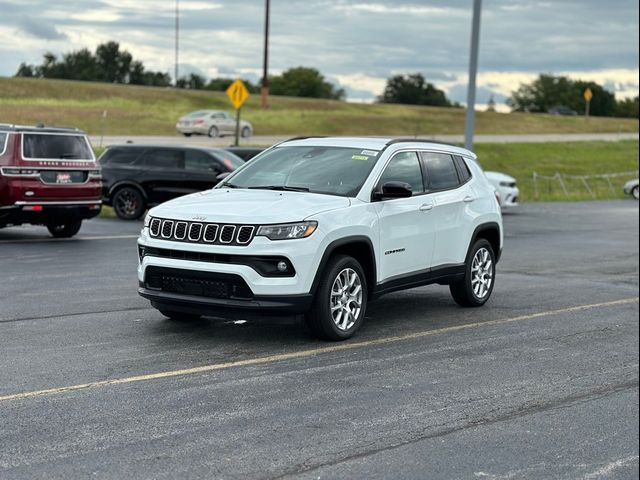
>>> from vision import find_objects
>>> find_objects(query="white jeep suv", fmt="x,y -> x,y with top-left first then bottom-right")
137,137 -> 503,340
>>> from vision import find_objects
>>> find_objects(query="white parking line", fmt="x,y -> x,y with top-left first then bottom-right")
0,296 -> 636,403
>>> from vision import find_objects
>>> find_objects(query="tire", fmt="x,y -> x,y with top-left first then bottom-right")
207,126 -> 219,138
47,219 -> 82,238
112,186 -> 146,220
158,309 -> 201,321
182,133 -> 192,137
305,255 -> 367,341
241,126 -> 251,138
632,186 -> 639,200
450,239 -> 496,307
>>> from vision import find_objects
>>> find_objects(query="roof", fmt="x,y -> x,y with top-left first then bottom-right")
0,123 -> 85,134
277,136 -> 477,158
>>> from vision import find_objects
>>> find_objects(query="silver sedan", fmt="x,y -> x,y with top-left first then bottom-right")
176,110 -> 253,138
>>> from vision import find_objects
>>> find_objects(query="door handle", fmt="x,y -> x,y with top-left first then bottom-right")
419,203 -> 434,212
463,195 -> 475,203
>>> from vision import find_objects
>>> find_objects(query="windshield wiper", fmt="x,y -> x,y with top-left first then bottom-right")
247,185 -> 310,192
223,182 -> 241,188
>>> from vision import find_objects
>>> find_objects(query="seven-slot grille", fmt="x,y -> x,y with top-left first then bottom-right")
148,218 -> 257,246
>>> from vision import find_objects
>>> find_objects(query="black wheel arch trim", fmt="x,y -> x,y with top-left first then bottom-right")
469,221 -> 502,263
309,235 -> 377,299
109,181 -> 148,200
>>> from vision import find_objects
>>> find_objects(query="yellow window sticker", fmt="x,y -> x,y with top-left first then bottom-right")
351,155 -> 369,161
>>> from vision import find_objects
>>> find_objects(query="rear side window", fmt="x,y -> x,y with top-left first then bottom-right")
0,132 -> 7,155
139,149 -> 184,169
378,151 -> 424,195
23,134 -> 93,160
100,148 -> 142,165
454,155 -> 473,183
422,152 -> 460,191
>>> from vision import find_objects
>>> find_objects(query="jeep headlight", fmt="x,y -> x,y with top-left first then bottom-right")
143,214 -> 151,228
256,221 -> 317,240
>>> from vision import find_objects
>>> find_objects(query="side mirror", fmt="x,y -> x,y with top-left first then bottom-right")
373,181 -> 413,200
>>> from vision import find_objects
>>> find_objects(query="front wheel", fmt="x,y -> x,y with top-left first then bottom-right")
632,186 -> 639,200
450,239 -> 496,307
241,126 -> 251,138
207,126 -> 219,138
305,255 -> 367,341
47,219 -> 82,238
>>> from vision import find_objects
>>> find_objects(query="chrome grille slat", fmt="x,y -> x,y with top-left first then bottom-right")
188,223 -> 203,241
220,225 -> 236,244
149,217 -> 255,246
161,220 -> 174,238
174,222 -> 187,240
203,224 -> 219,242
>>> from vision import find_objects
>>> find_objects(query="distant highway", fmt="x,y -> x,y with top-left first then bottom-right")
90,132 -> 639,148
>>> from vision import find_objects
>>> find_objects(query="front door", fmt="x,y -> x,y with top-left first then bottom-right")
374,151 -> 436,282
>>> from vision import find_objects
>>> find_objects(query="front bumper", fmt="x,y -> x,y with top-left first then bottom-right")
137,226 -> 322,314
498,186 -> 520,207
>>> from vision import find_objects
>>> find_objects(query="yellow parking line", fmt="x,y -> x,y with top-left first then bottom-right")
0,297 -> 637,403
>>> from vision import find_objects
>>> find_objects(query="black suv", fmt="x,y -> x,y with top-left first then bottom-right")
99,145 -> 244,219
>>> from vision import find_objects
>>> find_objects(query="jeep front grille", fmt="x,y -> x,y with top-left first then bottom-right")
148,217 -> 256,246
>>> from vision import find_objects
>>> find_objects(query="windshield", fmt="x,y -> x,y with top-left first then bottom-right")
223,146 -> 381,197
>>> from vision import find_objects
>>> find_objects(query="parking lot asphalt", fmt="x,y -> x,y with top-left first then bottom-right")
0,200 -> 638,479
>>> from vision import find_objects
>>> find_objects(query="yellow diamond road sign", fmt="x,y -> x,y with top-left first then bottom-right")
226,79 -> 250,110
584,88 -> 593,102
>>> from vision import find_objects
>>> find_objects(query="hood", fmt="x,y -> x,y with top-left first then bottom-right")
149,188 -> 351,224
484,171 -> 516,183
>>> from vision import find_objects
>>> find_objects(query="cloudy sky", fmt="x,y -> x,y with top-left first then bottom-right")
0,0 -> 638,108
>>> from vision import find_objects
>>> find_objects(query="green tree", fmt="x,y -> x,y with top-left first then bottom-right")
507,74 -> 617,116
615,96 -> 639,118
378,73 -> 452,107
15,63 -> 34,77
95,41 -> 132,83
269,67 -> 345,100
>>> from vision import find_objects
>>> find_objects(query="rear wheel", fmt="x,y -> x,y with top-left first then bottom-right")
47,219 -> 82,238
208,126 -> 219,138
112,186 -> 146,220
158,309 -> 201,321
182,133 -> 192,137
305,255 -> 367,341
450,239 -> 496,307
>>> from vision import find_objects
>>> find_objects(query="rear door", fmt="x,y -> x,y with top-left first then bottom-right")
421,152 -> 475,267
137,148 -> 186,204
374,151 -> 436,282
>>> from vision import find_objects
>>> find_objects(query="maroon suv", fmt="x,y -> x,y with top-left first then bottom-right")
0,125 -> 102,237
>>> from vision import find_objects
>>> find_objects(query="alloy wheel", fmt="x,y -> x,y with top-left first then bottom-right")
471,247 -> 493,299
330,268 -> 363,331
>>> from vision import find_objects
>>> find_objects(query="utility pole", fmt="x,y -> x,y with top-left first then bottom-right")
261,0 -> 270,109
464,0 -> 482,151
175,0 -> 179,86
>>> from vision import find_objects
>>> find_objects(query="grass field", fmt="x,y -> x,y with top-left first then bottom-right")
96,139 -> 639,219
2,77 -> 638,137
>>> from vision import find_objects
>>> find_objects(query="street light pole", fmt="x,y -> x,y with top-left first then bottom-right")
464,0 -> 482,150
261,0 -> 270,109
175,0 -> 179,86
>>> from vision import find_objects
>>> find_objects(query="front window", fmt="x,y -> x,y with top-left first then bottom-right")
22,134 -> 93,160
223,146 -> 380,197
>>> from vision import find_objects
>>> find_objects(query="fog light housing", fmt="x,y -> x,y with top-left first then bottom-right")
277,261 -> 288,272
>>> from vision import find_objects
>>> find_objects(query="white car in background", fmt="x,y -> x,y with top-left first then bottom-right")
485,171 -> 519,208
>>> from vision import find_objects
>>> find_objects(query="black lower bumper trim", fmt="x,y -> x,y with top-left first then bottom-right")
138,287 -> 314,317
0,205 -> 101,226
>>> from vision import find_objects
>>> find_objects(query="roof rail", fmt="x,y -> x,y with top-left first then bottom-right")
384,138 -> 461,147
0,124 -> 85,134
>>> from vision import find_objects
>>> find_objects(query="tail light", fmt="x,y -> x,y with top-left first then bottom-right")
194,119 -> 205,125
